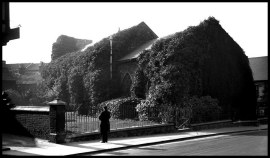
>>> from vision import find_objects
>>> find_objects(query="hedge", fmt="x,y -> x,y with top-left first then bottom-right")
98,97 -> 142,120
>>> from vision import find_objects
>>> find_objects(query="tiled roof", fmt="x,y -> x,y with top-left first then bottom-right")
26,63 -> 41,71
16,81 -> 38,84
7,63 -> 31,70
7,63 -> 47,71
4,62 -> 47,85
249,56 -> 268,81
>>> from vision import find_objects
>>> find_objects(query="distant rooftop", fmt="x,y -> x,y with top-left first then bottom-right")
249,56 -> 268,81
26,63 -> 40,71
6,62 -> 48,71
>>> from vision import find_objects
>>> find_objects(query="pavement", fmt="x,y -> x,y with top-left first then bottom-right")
2,124 -> 268,156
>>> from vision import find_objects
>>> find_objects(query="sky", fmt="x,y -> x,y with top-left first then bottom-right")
2,2 -> 268,64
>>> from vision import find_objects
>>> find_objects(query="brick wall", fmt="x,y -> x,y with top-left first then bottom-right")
11,106 -> 50,140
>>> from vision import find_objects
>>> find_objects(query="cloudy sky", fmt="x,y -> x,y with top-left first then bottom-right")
2,2 -> 268,64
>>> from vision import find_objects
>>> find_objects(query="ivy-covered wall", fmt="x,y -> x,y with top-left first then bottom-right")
131,17 -> 257,121
41,22 -> 158,114
51,35 -> 92,61
117,60 -> 137,83
41,17 -> 256,122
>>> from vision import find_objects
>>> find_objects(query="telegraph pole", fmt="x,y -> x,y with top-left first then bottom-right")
109,35 -> 113,79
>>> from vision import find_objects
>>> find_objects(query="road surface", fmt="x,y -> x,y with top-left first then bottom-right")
93,130 -> 268,156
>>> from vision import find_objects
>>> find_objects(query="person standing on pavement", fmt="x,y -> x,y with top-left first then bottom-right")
99,106 -> 111,143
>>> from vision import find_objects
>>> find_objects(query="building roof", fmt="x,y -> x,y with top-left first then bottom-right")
7,62 -> 47,71
118,38 -> 158,61
5,62 -> 47,85
7,63 -> 31,70
2,60 -> 16,81
249,56 -> 268,81
26,63 -> 41,71
117,33 -> 175,62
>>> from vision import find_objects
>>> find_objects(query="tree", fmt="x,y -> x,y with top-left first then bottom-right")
2,91 -> 16,109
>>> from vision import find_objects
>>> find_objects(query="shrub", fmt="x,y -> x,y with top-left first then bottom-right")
4,89 -> 27,106
2,91 -> 16,110
135,99 -> 162,123
181,96 -> 222,124
98,97 -> 141,119
77,104 -> 90,116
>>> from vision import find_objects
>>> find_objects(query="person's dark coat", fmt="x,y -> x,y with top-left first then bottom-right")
99,109 -> 111,133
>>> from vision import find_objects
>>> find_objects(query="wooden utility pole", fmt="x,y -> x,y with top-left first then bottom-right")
109,35 -> 113,79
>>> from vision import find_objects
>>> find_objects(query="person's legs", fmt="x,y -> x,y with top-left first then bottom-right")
104,132 -> 108,142
101,132 -> 105,143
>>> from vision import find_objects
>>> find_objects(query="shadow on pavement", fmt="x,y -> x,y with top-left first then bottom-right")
2,92 -> 36,148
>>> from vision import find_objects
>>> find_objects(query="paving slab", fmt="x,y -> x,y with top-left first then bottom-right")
2,124 -> 267,156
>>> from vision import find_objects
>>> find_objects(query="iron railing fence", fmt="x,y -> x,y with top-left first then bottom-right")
65,105 -> 232,136
65,106 -> 163,137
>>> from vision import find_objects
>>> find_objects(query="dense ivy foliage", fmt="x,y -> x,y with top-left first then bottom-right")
41,22 -> 157,114
181,96 -> 222,124
3,89 -> 25,106
136,95 -> 221,124
4,82 -> 53,106
135,99 -> 163,122
51,35 -> 92,60
98,97 -> 141,119
132,17 -> 257,121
